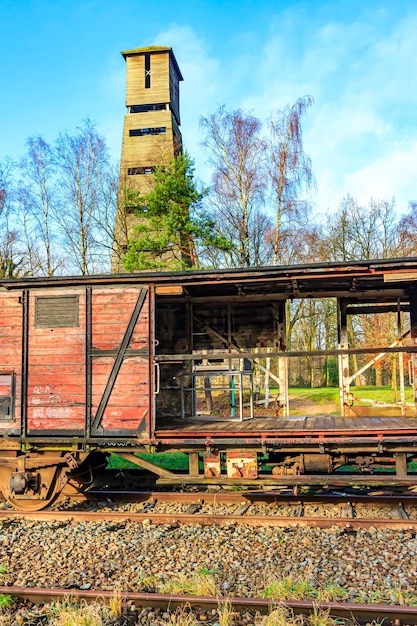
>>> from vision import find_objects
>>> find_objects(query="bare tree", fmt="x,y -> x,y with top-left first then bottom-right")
0,158 -> 28,278
321,195 -> 400,261
201,106 -> 268,267
397,201 -> 417,257
18,136 -> 62,276
55,119 -> 117,275
267,96 -> 315,265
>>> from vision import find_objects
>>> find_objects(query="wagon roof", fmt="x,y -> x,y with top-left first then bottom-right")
2,257 -> 417,303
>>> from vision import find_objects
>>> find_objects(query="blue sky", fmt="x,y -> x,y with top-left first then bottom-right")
1,0 -> 417,217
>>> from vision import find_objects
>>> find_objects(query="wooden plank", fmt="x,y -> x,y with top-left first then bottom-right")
24,288 -> 86,434
93,323 -> 149,335
92,397 -> 150,409
91,288 -> 151,435
92,360 -> 148,373
28,353 -> 86,365
101,411 -> 148,424
117,452 -> 175,477
91,374 -> 148,386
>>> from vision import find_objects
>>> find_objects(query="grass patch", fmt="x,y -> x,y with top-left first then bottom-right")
349,385 -> 414,405
287,385 -> 414,405
135,570 -> 218,596
107,451 -> 189,471
48,598 -> 104,626
161,605 -> 200,626
0,566 -> 10,586
107,589 -> 122,619
263,575 -> 349,604
260,606 -> 342,626
288,387 -> 340,405
0,594 -> 13,612
365,586 -> 417,606
46,594 -> 131,626
263,575 -> 318,601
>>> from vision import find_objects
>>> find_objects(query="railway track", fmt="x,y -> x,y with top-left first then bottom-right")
2,490 -> 417,624
72,487 -> 417,506
2,489 -> 417,528
1,585 -> 417,625
1,507 -> 417,530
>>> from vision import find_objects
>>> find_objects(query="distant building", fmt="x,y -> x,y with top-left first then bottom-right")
113,46 -> 184,269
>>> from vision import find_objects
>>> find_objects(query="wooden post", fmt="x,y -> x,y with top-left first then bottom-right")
265,350 -> 271,409
337,298 -> 350,417
397,302 -> 406,416
277,301 -> 289,416
395,453 -> 408,478
189,452 -> 200,477
409,290 -> 417,416
202,351 -> 213,413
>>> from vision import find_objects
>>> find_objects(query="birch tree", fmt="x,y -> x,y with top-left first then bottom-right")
55,119 -> 117,275
201,106 -> 268,267
267,96 -> 315,265
18,136 -> 62,276
0,158 -> 28,278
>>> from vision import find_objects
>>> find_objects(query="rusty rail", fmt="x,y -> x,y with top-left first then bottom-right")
1,585 -> 417,623
0,508 -> 416,530
76,488 -> 417,506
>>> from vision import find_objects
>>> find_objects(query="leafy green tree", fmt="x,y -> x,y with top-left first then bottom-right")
122,152 -> 230,271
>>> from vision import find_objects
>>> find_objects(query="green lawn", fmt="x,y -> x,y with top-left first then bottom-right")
283,385 -> 413,406
288,387 -> 340,405
107,451 -> 189,470
348,385 -> 414,404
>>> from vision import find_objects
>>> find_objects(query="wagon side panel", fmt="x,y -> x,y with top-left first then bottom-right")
26,289 -> 86,434
91,286 -> 152,438
0,290 -> 23,435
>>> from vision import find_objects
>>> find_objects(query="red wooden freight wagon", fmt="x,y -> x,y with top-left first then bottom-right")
1,258 -> 417,508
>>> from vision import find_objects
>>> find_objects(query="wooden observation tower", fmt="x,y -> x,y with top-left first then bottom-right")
113,46 -> 184,269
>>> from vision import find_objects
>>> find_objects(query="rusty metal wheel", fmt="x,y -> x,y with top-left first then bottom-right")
0,464 -> 65,511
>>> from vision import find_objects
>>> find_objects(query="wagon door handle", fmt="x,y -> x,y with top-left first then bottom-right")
155,363 -> 160,395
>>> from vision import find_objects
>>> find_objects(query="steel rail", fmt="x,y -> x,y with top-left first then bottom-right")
0,509 -> 416,530
4,487 -> 417,515
1,585 -> 417,623
74,489 -> 417,506
154,475 -> 417,488
5,488 -> 417,506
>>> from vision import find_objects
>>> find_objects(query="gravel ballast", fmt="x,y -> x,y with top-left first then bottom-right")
1,518 -> 417,602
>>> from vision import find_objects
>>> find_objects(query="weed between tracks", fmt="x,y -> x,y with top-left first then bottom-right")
0,595 -> 12,612
263,575 -> 348,603
135,571 -> 218,596
0,602 -> 360,626
0,572 -> 411,624
0,566 -> 10,586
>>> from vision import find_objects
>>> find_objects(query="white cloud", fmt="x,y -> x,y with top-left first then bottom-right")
111,6 -> 417,212
238,4 -> 417,213
342,142 -> 417,211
